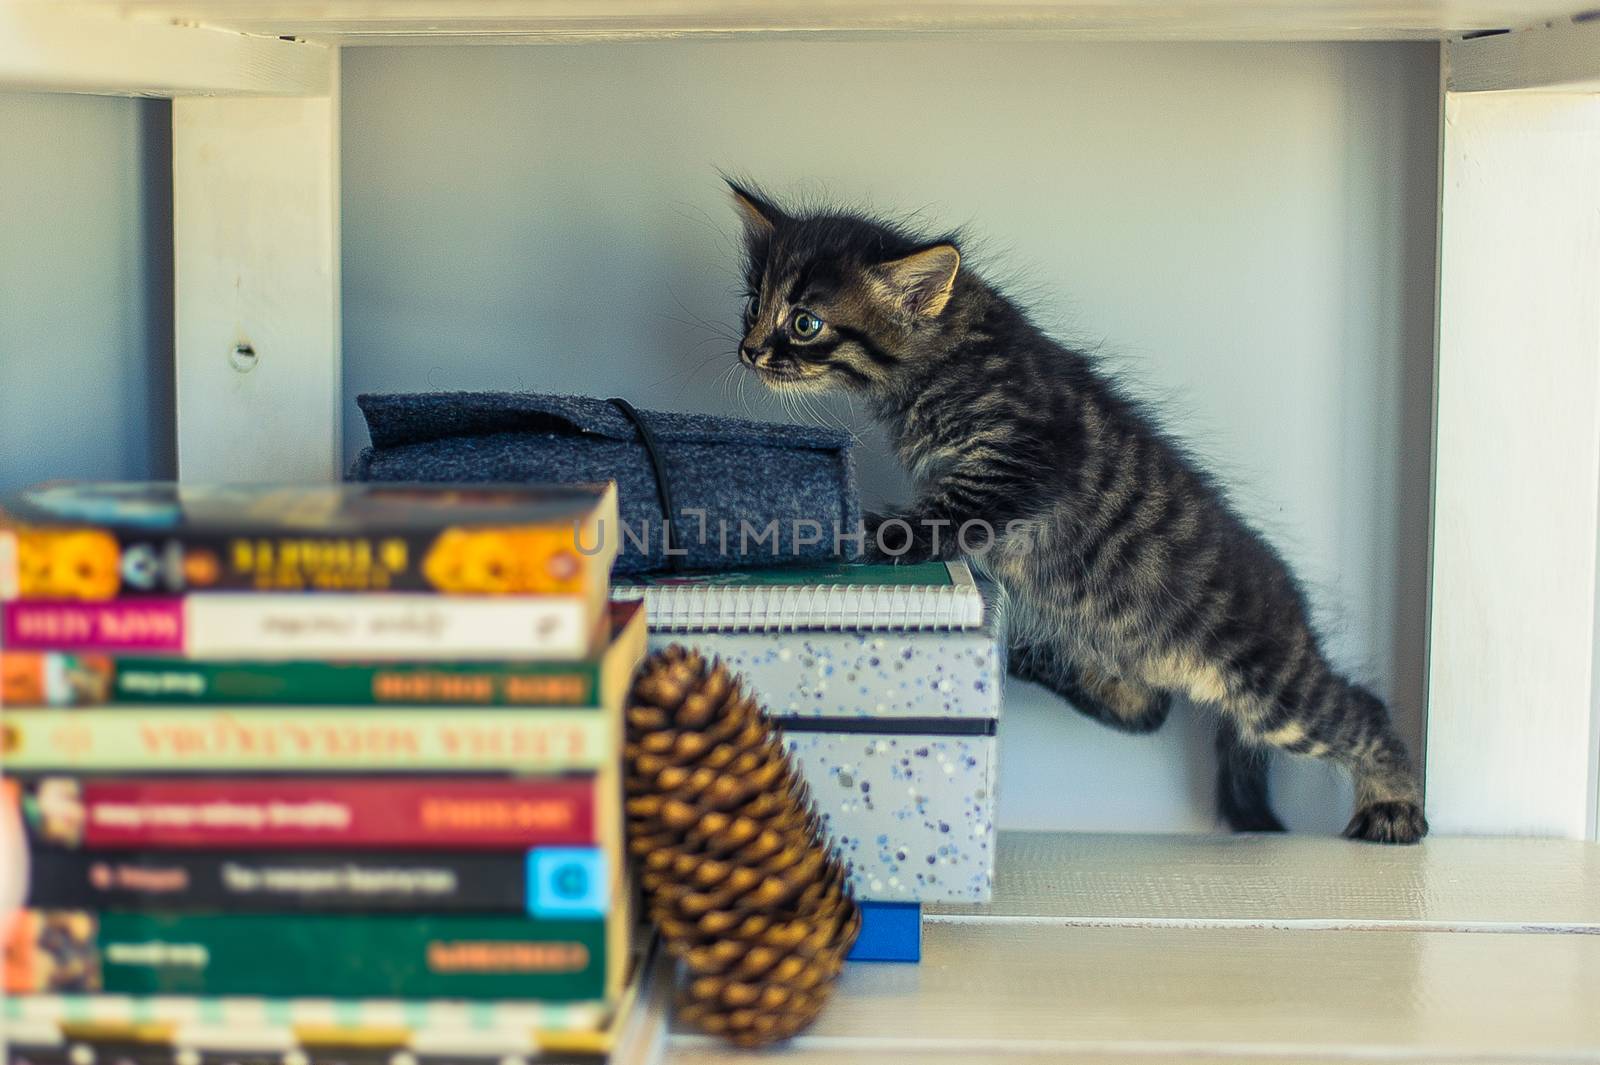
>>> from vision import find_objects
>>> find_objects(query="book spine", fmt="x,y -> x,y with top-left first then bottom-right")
12,776 -> 596,849
1,653 -> 601,707
26,849 -> 531,912
0,709 -> 610,772
2,992 -> 610,1045
3,600 -> 184,653
25,847 -> 608,915
1,595 -> 592,660
0,524 -> 604,598
4,910 -> 608,1001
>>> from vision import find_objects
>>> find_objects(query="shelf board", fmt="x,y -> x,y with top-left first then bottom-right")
930,830 -> 1600,930
66,0 -> 1600,43
666,831 -> 1600,1063
675,1055 -> 1525,1065
1,3 -> 331,96
670,922 -> 1600,1061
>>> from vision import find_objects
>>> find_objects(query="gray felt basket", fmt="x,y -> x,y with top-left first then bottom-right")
350,391 -> 861,576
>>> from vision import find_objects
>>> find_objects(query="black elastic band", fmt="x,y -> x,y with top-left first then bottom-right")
772,716 -> 997,737
607,397 -> 684,573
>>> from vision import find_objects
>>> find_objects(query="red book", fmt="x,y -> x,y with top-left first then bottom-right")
9,776 -> 597,850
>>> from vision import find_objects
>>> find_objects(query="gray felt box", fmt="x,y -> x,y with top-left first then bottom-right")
351,391 -> 860,575
648,607 -> 1003,904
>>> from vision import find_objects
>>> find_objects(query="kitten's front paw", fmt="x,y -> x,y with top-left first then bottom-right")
858,542 -> 897,564
858,511 -> 903,564
1344,801 -> 1428,844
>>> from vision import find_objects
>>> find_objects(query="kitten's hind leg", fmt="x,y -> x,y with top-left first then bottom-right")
1010,640 -> 1172,734
1215,716 -> 1286,833
1242,667 -> 1426,845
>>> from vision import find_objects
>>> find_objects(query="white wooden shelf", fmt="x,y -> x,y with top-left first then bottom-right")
3,8 -> 1600,1057
49,0 -> 1600,44
8,1 -> 1598,99
0,3 -> 332,96
931,830 -> 1600,929
666,831 -> 1600,1063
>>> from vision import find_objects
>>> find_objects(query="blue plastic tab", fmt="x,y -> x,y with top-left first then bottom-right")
526,847 -> 607,918
848,901 -> 921,963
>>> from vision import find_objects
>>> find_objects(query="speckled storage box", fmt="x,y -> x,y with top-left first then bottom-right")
647,613 -> 1002,904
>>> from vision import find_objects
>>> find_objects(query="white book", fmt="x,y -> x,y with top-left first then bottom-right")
190,595 -> 594,659
612,561 -> 983,631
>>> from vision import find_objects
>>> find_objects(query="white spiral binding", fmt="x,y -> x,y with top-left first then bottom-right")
629,564 -> 983,631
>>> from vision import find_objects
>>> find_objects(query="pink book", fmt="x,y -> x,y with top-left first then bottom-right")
0,596 -> 591,660
3,600 -> 183,653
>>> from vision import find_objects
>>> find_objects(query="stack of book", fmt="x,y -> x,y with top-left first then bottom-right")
614,560 -> 1002,962
0,482 -> 653,1061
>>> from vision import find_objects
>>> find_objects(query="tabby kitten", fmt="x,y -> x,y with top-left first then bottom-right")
728,180 -> 1426,843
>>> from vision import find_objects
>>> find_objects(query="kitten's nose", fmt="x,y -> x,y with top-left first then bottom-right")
739,344 -> 761,366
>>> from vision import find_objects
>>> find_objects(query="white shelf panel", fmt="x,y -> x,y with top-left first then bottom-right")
1448,12 -> 1600,90
173,84 -> 343,482
675,1049 -> 1510,1055
670,921 -> 1600,1061
74,0 -> 1600,43
662,834 -> 1600,1062
1,3 -> 330,96
930,830 -> 1600,930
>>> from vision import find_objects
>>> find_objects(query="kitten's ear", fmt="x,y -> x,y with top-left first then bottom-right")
872,244 -> 962,318
726,179 -> 783,242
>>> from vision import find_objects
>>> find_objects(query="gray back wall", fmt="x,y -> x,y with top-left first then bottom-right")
0,45 -> 1442,833
342,40 -> 1438,834
0,41 -> 1405,836
0,93 -> 173,493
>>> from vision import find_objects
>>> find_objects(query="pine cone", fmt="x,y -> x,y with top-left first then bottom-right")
625,646 -> 860,1047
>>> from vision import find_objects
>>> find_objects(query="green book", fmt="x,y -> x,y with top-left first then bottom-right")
7,910 -> 613,1001
611,560 -> 982,631
2,601 -> 644,708
4,656 -> 601,707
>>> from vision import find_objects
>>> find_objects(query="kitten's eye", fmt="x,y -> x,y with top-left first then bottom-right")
790,309 -> 824,340
743,294 -> 760,323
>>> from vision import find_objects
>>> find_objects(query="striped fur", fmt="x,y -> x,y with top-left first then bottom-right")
729,181 -> 1426,844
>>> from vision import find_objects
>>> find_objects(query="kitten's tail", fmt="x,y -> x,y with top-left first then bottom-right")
1215,717 -> 1286,833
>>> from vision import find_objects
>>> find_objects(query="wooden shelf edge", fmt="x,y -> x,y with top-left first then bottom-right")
0,4 -> 332,97
48,0 -> 1600,44
1447,14 -> 1600,91
926,830 -> 1600,929
667,922 -> 1600,1062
